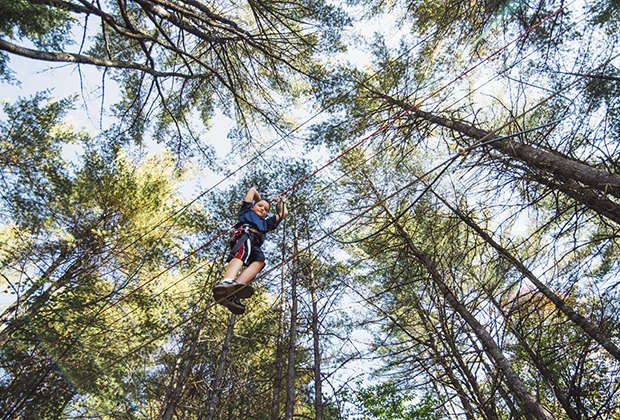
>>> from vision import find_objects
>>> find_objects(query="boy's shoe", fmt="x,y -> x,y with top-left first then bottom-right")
221,295 -> 246,315
212,279 -> 254,299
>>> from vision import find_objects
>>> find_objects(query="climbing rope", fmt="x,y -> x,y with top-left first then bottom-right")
4,7 -> 576,415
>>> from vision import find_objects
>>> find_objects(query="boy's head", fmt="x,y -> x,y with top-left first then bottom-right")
252,198 -> 270,218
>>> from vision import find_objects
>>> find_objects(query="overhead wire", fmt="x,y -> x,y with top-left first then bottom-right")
1,31 -> 441,416
5,4 -> 578,413
96,0 -> 572,345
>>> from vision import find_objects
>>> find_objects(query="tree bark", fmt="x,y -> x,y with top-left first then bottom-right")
525,170 -> 620,225
309,267 -> 323,420
271,227 -> 288,420
432,190 -> 620,362
205,315 -> 236,420
486,289 -> 581,420
382,94 -> 620,204
284,219 -> 299,420
366,181 -> 554,420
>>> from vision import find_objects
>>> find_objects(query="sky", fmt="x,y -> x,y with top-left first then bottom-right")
3,2 -> 607,413
0,6 -> 408,397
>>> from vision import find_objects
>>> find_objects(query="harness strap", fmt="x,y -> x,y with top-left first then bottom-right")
234,223 -> 263,237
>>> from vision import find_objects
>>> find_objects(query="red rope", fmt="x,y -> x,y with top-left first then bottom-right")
281,6 -> 564,197
48,5 -> 566,344
100,228 -> 231,315
94,6 -> 568,316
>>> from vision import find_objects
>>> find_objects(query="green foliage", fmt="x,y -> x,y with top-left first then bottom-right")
0,51 -> 13,82
0,94 -> 212,417
1,93 -> 82,231
356,381 -> 440,419
590,0 -> 620,30
2,0 -> 620,416
0,0 -> 73,48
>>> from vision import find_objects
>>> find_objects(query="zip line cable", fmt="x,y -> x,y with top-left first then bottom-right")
32,30 -> 440,324
66,3 -> 569,343
88,112 -> 574,378
5,7 -> 575,413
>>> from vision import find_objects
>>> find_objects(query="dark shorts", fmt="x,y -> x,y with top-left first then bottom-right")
226,229 -> 265,266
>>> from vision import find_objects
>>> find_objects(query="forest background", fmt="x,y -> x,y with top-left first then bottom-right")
0,0 -> 619,418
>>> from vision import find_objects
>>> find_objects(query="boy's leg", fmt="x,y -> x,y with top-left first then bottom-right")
213,258 -> 255,300
214,235 -> 263,310
223,258 -> 244,280
235,260 -> 265,285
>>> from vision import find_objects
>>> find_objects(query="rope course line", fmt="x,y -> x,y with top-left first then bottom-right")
70,2 -> 570,341
98,109 -> 574,370
3,6 -> 575,414
0,31 -> 442,418
18,33 -> 439,326
32,30 -> 441,325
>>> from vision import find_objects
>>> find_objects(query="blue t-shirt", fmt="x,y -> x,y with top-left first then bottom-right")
237,201 -> 279,234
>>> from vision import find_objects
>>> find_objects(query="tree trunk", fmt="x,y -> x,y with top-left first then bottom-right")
525,170 -> 620,225
160,309 -> 207,420
432,189 -> 620,362
271,226 -> 287,420
411,295 -> 479,419
366,181 -> 553,420
0,256 -> 83,345
309,268 -> 323,420
383,93 -> 620,205
430,293 -> 500,420
284,219 -> 299,420
347,275 -> 479,418
486,289 -> 581,420
410,107 -> 620,200
0,248 -> 68,327
205,314 -> 236,420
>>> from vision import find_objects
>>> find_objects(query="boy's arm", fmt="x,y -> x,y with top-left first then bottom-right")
244,187 -> 261,203
274,197 -> 288,222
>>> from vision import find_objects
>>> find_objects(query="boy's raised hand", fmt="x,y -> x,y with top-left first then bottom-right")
272,196 -> 288,220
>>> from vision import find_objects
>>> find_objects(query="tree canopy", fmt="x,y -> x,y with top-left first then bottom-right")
1,0 -> 620,418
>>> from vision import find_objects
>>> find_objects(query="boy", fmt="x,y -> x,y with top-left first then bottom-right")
212,187 -> 288,314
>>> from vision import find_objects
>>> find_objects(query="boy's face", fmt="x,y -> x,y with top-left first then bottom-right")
252,199 -> 270,218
